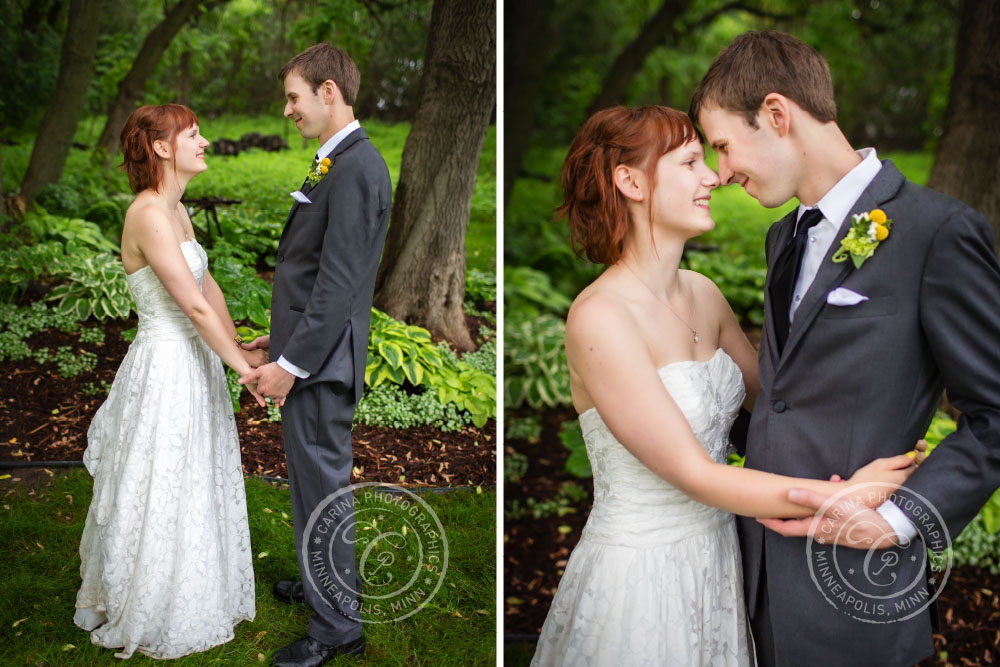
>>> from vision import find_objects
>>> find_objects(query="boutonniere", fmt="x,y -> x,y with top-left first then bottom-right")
832,208 -> 893,269
307,156 -> 331,185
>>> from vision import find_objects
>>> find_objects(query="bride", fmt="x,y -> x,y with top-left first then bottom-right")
74,104 -> 266,659
530,106 -> 922,666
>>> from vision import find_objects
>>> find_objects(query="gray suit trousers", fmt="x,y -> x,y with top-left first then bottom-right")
281,382 -> 363,644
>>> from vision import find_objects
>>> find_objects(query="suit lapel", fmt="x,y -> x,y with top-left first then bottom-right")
763,211 -> 797,365
778,160 -> 906,363
279,127 -> 369,246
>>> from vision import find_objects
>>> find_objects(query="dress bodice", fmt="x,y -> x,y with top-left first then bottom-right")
126,240 -> 206,342
578,348 -> 746,546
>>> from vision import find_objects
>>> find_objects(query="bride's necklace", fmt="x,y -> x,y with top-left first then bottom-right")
622,261 -> 701,343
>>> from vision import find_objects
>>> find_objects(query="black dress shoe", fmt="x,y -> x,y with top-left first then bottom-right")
273,579 -> 306,604
271,635 -> 364,666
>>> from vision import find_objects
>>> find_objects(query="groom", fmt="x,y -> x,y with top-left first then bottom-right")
690,31 -> 1000,666
239,44 -> 391,666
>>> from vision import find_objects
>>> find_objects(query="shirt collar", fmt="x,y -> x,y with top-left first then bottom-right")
796,147 -> 881,230
316,119 -> 361,161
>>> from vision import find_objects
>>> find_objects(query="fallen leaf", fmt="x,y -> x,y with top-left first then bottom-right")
257,551 -> 269,560
0,475 -> 9,481
11,617 -> 27,628
61,644 -> 75,651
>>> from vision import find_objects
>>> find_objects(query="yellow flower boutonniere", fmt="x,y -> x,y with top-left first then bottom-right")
307,156 -> 331,185
832,208 -> 893,269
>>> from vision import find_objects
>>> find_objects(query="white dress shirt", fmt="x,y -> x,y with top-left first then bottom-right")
277,119 -> 362,380
785,147 -> 919,545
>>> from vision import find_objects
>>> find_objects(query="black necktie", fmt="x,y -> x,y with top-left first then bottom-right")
770,208 -> 824,354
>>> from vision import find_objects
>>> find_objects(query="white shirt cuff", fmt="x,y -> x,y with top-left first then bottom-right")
277,355 -> 310,379
876,501 -> 919,546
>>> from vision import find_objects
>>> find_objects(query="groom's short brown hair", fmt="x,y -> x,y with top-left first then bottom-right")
689,31 -> 837,129
280,44 -> 360,106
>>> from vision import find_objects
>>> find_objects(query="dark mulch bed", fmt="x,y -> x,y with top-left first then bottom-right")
0,315 -> 495,488
504,406 -> 1000,664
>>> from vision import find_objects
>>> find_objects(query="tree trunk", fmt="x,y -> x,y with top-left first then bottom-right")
19,0 -> 100,205
585,0 -> 694,116
373,0 -> 495,351
927,0 -> 1000,255
503,0 -> 557,208
92,0 -> 225,167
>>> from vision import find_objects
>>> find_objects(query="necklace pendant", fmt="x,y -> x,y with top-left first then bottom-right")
693,331 -> 700,343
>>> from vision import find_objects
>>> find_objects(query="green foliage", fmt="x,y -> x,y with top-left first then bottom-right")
81,380 -> 112,397
465,269 -> 497,308
504,452 -> 529,483
504,265 -> 574,410
366,309 -> 496,427
0,241 -> 64,303
53,346 -> 98,378
206,242 -> 272,330
938,514 -> 1000,575
505,265 -> 572,319
504,313 -> 571,410
26,211 -> 120,254
686,251 -> 766,326
78,326 -> 106,345
225,368 -> 244,413
505,415 -> 542,443
505,481 -> 589,521
0,301 -> 83,363
353,383 -> 474,432
45,252 -> 132,321
559,419 -> 592,479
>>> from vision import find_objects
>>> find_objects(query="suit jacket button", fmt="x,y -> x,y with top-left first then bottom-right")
772,400 -> 787,413
278,254 -> 284,263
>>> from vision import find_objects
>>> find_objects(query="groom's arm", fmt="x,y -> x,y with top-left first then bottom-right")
890,208 -> 1000,549
280,157 -> 386,373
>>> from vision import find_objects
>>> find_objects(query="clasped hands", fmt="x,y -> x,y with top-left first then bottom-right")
237,335 -> 294,407
758,440 -> 929,549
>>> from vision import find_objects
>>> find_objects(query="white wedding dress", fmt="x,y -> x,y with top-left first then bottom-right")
74,240 -> 255,659
532,348 -> 751,666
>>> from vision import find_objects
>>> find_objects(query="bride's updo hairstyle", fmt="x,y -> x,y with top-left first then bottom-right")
558,105 -> 702,265
120,104 -> 199,194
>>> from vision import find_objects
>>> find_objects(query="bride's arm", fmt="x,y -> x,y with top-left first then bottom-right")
566,296 -> 912,518
130,207 -> 263,397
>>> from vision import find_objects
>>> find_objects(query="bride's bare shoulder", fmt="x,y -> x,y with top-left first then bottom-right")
567,276 -> 637,340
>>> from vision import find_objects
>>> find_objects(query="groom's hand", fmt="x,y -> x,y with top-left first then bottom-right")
239,361 -> 294,406
757,487 -> 901,550
241,334 -> 270,351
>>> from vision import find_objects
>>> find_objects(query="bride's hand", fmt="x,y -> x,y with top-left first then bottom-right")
245,380 -> 267,408
845,454 -> 917,508
242,348 -> 268,368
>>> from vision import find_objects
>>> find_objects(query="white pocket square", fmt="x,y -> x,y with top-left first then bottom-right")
826,287 -> 869,306
290,190 -> 312,204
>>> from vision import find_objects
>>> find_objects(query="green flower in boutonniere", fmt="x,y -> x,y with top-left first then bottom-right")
832,208 -> 893,269
307,156 -> 331,185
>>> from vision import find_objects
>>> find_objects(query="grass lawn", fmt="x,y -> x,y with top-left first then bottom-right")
0,469 -> 495,665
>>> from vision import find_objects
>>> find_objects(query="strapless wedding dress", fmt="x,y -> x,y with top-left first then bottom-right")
532,348 -> 751,666
74,240 -> 255,659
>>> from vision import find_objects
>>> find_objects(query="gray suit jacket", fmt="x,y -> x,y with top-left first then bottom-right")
270,127 -> 391,404
741,160 -> 1000,666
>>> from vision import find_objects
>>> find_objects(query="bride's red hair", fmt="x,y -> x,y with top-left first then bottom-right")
119,104 -> 199,193
557,106 -> 701,265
